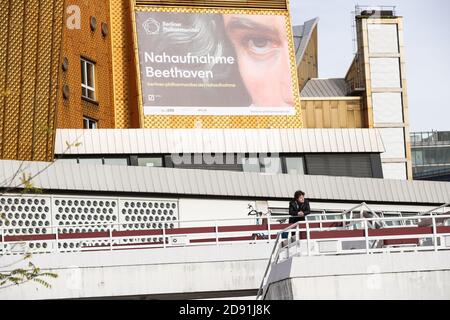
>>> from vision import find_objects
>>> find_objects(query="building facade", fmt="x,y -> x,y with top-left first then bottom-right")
411,131 -> 450,181
1,1 -> 450,301
0,0 -> 65,162
0,1 -> 413,180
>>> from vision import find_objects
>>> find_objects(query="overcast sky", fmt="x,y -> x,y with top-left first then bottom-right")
289,0 -> 450,132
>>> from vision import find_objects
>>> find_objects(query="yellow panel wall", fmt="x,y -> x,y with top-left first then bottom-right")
301,99 -> 364,128
297,26 -> 318,91
0,0 -> 65,161
135,0 -> 288,9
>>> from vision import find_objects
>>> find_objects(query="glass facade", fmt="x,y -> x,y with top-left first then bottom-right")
104,158 -> 129,166
55,153 -> 382,179
138,157 -> 164,167
411,131 -> 450,180
285,157 -> 305,175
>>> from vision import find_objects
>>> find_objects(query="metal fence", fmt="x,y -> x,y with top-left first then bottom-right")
256,203 -> 450,300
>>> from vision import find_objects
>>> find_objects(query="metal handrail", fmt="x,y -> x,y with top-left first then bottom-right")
256,219 -> 306,300
256,215 -> 450,300
0,215 -> 295,232
2,213 -> 448,242
2,204 -> 450,297
422,203 -> 450,216
255,203 -> 450,300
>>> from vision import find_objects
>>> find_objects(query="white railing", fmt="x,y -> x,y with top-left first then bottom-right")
422,203 -> 450,216
255,203 -> 450,300
2,202 -> 449,257
0,215 -> 295,255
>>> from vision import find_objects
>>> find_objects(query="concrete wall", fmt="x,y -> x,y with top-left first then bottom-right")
265,251 -> 450,300
0,243 -> 272,300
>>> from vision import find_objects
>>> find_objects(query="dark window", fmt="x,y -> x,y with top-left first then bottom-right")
305,154 -> 374,178
83,117 -> 97,129
171,153 -> 243,172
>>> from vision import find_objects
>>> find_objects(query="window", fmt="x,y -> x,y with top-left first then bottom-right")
81,58 -> 96,100
305,154 -> 374,178
78,158 -> 103,165
242,154 -> 282,174
412,150 -> 424,166
104,158 -> 128,166
285,157 -> 305,175
83,117 -> 97,129
260,156 -> 282,174
56,158 -> 78,165
242,156 -> 260,173
138,157 -> 163,167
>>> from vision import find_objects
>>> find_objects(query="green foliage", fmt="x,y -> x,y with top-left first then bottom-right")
0,137 -> 83,291
20,172 -> 42,194
65,141 -> 83,149
0,254 -> 58,290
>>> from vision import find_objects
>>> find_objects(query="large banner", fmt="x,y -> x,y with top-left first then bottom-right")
134,10 -> 298,116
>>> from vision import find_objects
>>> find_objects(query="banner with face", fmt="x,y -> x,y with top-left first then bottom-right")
135,10 -> 297,116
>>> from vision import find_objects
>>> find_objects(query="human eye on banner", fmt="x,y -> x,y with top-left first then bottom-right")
135,10 -> 297,116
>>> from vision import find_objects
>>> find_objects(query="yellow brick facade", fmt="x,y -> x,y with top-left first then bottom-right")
57,0 -> 116,129
0,0 -> 64,161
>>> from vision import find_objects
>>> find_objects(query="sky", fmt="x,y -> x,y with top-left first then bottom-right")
289,0 -> 450,132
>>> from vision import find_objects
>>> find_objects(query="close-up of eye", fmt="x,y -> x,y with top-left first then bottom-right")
242,35 -> 280,56
248,37 -> 274,53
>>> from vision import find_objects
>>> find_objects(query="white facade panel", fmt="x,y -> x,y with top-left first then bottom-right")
178,199 -> 256,227
372,92 -> 404,124
55,129 -> 386,155
370,58 -> 401,88
368,24 -> 399,54
3,159 -> 450,204
382,162 -> 407,180
379,128 -> 406,159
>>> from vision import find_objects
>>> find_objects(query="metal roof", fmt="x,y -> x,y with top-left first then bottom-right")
1,160 -> 449,205
54,128 -> 385,155
293,18 -> 319,64
301,78 -> 350,98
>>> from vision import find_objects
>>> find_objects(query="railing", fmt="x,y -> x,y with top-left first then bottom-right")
0,215 -> 295,256
411,131 -> 450,146
3,204 -> 444,256
354,5 -> 397,17
255,203 -> 450,300
2,200 -> 450,300
422,203 -> 450,216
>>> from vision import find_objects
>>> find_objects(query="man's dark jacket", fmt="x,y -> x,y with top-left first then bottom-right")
289,199 -> 311,224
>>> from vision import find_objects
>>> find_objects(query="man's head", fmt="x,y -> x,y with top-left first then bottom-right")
222,14 -> 294,107
294,190 -> 305,203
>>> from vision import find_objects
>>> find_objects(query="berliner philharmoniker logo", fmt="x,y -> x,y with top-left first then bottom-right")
143,17 -> 160,35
